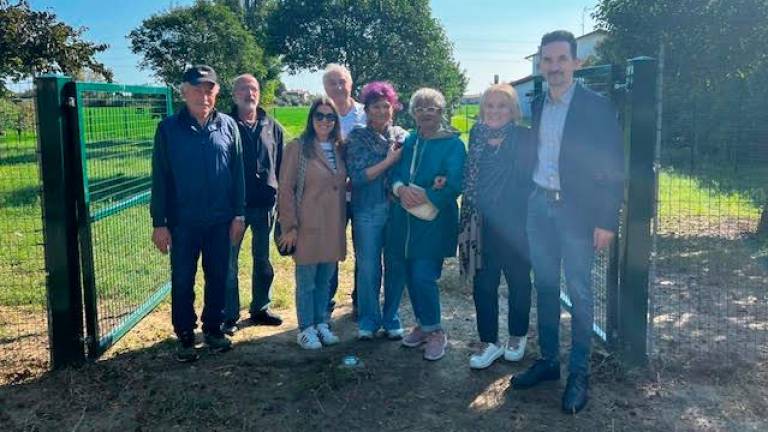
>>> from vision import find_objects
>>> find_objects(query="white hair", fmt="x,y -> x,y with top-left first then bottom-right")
322,63 -> 352,83
232,74 -> 259,91
408,87 -> 446,116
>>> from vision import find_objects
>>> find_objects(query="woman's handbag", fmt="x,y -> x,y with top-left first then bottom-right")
274,147 -> 308,256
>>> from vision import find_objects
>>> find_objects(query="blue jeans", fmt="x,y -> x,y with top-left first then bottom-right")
170,222 -> 230,336
295,263 -> 335,331
527,188 -> 595,374
353,202 -> 403,332
223,207 -> 275,324
386,258 -> 444,332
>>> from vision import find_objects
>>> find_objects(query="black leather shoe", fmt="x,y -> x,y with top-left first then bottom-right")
250,310 -> 283,326
562,373 -> 589,414
221,321 -> 238,336
511,359 -> 560,389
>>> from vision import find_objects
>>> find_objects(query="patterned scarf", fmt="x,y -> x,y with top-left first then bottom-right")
458,122 -> 518,283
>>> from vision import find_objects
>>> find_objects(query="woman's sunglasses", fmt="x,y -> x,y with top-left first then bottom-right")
313,112 -> 337,122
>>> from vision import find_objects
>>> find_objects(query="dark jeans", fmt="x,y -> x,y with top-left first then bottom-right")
223,207 -> 275,324
473,224 -> 532,344
527,188 -> 595,374
328,201 -> 357,313
170,222 -> 230,336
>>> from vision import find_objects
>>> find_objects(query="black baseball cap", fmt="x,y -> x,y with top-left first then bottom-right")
182,65 -> 218,85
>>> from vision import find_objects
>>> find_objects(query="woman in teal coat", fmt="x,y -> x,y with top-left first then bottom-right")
385,87 -> 466,361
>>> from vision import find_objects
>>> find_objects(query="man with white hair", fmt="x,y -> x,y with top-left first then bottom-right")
323,63 -> 366,138
150,65 -> 246,362
322,63 -> 366,318
220,74 -> 285,334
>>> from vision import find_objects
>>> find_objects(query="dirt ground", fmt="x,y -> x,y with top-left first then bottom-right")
2,258 -> 767,432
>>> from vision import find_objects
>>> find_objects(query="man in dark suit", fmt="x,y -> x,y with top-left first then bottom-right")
510,31 -> 624,414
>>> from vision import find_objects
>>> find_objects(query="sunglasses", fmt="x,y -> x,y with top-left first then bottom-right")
413,106 -> 441,114
313,112 -> 337,122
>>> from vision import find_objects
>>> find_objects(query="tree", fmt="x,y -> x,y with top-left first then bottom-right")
215,0 -> 283,105
0,0 -> 112,93
266,0 -> 467,117
129,0 -> 268,106
594,0 -> 768,236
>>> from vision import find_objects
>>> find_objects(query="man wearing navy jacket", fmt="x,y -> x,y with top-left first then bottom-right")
150,65 -> 246,363
511,31 -> 624,414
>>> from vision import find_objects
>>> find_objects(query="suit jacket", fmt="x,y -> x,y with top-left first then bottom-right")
522,83 -> 625,233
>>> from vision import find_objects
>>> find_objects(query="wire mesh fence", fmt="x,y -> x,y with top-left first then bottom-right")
0,81 -> 50,384
75,85 -> 172,356
650,69 -> 768,366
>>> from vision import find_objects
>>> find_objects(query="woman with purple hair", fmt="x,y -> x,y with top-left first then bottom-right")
346,81 -> 409,340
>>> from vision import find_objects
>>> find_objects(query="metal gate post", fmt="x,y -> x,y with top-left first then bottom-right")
619,57 -> 657,366
35,75 -> 85,368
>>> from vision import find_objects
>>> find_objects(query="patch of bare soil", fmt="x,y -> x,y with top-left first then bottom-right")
2,259 -> 767,431
651,215 -> 768,365
0,306 -> 49,386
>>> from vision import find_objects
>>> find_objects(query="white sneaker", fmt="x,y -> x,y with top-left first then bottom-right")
316,323 -> 340,345
357,329 -> 374,340
297,327 -> 322,350
385,328 -> 404,340
469,342 -> 505,369
504,335 -> 527,362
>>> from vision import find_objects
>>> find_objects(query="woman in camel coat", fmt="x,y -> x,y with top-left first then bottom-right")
278,97 -> 347,350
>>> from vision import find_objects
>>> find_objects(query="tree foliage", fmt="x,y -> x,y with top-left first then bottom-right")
267,0 -> 467,117
0,0 -> 112,93
216,0 -> 283,103
129,0 -> 268,105
593,0 -> 768,234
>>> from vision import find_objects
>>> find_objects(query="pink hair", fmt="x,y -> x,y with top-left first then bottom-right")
360,81 -> 402,111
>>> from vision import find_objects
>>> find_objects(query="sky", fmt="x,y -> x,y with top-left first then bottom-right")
27,0 -> 598,95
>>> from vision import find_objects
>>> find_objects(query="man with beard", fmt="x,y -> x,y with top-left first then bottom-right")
510,31 -> 624,414
221,74 -> 285,334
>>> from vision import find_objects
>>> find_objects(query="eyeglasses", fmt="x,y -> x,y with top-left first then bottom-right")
413,106 -> 441,114
312,112 -> 337,122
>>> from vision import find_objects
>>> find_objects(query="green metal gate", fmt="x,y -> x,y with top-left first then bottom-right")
35,76 -> 174,364
72,82 -> 174,358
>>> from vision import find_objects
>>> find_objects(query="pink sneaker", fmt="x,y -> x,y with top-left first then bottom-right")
402,327 -> 429,348
423,330 -> 447,361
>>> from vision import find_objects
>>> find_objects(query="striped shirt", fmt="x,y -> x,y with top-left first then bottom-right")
533,83 -> 576,191
319,141 -> 337,172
